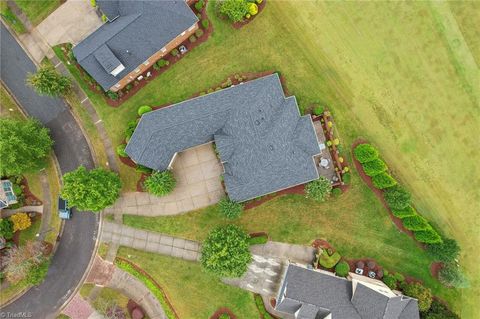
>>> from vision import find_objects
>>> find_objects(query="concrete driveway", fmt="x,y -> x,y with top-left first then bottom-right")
104,143 -> 225,216
36,0 -> 102,46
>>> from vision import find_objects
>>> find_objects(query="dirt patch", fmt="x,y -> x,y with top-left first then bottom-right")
351,139 -> 423,246
209,307 -> 237,319
232,0 -> 267,29
244,184 -> 305,210
430,261 -> 443,279
136,174 -> 148,192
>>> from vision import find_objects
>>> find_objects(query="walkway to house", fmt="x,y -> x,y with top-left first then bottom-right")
61,293 -> 102,319
104,144 -> 224,217
100,222 -> 202,261
36,0 -> 102,47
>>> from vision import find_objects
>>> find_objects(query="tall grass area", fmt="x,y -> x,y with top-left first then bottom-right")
62,1 -> 478,316
117,247 -> 259,319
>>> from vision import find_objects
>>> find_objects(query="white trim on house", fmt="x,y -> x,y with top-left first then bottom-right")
110,64 -> 125,76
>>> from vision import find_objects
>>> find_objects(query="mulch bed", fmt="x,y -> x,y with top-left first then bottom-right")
115,257 -> 180,319
430,261 -> 443,280
232,0 -> 267,29
244,184 -> 305,210
136,174 -> 148,192
20,177 -> 42,206
209,307 -> 237,319
351,139 -> 421,245
311,239 -> 334,250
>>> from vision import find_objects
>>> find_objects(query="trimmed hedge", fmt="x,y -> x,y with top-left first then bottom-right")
402,215 -> 430,231
362,158 -> 387,176
354,143 -> 379,163
319,250 -> 341,269
384,185 -> 411,210
414,228 -> 443,244
116,144 -> 128,157
371,172 -> 397,189
116,259 -> 176,319
392,205 -> 417,218
138,105 -> 152,116
335,261 -> 350,277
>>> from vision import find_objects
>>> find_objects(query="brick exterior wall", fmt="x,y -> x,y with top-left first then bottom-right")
110,22 -> 199,92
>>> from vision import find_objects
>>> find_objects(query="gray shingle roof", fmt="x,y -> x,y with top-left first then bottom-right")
73,0 -> 198,91
275,264 -> 420,319
125,74 -> 321,202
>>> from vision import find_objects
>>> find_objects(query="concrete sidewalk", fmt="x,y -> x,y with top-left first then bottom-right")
100,222 -> 201,261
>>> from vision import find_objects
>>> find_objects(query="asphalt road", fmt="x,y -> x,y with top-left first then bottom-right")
1,23 -> 98,319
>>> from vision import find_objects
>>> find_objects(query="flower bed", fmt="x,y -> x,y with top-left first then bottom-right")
115,257 -> 178,319
232,0 -> 267,29
209,307 -> 237,319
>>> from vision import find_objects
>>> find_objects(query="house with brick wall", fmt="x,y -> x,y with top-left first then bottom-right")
73,0 -> 199,92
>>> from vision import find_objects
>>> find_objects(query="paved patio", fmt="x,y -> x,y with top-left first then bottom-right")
104,143 -> 224,216
36,0 -> 102,46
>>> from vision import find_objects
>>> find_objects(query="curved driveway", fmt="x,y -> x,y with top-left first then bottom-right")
1,23 -> 98,318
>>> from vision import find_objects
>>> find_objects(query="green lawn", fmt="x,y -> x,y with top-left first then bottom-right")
117,247 -> 259,319
80,284 -> 132,318
0,1 -> 26,34
14,0 -> 60,25
59,0 -> 478,316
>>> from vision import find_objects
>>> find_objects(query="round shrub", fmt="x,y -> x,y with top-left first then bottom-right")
247,2 -> 258,15
0,218 -> 14,240
256,0 -> 263,3
371,172 -> 397,189
195,29 -> 204,37
331,187 -> 342,198
383,184 -> 411,210
392,205 -> 416,218
342,172 -> 351,184
382,274 -> 397,290
401,282 -> 432,312
201,19 -> 210,29
306,176 -> 332,202
194,0 -> 204,11
218,197 -> 243,219
144,170 -> 176,196
335,261 -> 349,277
438,263 -> 469,288
402,215 -> 429,231
394,272 -> 405,282
219,0 -> 249,22
313,105 -> 324,116
414,228 -> 442,244
200,225 -> 251,277
354,144 -> 379,163
362,158 -> 387,176
116,144 -> 128,157
156,59 -> 169,68
189,35 -> 197,43
171,48 -> 179,56
137,105 -> 152,116
10,213 -> 31,232
125,120 -> 138,139
426,238 -> 460,263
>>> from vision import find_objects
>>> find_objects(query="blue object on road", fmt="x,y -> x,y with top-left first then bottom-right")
58,197 -> 72,219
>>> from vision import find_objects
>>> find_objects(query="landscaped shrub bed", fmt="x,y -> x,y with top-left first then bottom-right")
316,249 -> 341,269
115,258 -> 178,319
353,142 -> 442,244
215,0 -> 267,29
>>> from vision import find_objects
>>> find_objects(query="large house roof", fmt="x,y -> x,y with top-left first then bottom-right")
73,0 -> 198,91
276,264 -> 420,319
125,74 -> 321,202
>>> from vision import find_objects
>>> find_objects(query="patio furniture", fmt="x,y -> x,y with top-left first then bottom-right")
368,271 -> 376,278
320,158 -> 329,168
355,268 -> 363,275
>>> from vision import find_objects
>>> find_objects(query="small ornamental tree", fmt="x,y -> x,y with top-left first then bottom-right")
354,143 -> 379,163
10,213 -> 31,232
383,185 -> 411,210
61,166 -> 121,212
362,158 -> 388,176
438,263 -> 469,288
392,205 -> 416,218
200,225 -> 251,277
401,215 -> 429,231
218,197 -> 243,219
26,64 -> 71,97
0,218 -> 14,240
0,118 -> 53,176
144,170 -> 176,196
426,238 -> 460,263
306,176 -> 332,202
335,261 -> 350,277
219,0 -> 249,22
400,282 -> 432,312
371,172 -> 397,189
382,274 -> 397,290
414,228 -> 442,244
137,105 -> 152,116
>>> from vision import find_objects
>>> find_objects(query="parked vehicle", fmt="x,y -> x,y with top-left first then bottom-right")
58,197 -> 72,219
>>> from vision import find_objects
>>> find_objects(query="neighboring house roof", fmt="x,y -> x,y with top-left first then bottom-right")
275,264 -> 420,319
73,0 -> 198,91
0,180 -> 17,209
126,74 -> 321,202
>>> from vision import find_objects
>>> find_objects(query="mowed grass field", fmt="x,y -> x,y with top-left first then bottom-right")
71,1 -> 479,316
14,0 -> 60,25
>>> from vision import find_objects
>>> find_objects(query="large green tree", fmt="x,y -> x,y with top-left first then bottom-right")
0,118 -> 53,176
200,224 -> 251,277
61,166 -> 121,212
26,64 -> 71,97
